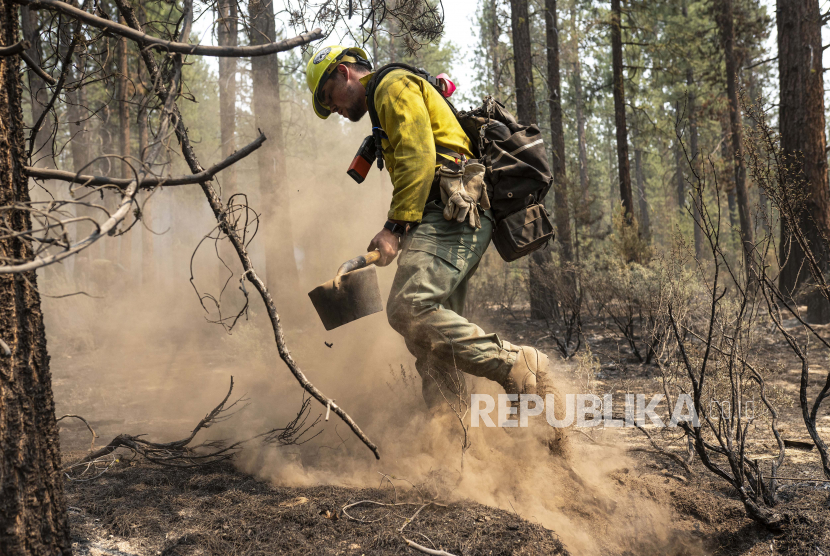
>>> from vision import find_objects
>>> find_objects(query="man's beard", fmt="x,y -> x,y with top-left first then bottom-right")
346,102 -> 367,122
342,79 -> 368,122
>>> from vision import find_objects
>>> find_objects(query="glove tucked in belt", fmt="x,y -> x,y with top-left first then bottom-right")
438,160 -> 488,229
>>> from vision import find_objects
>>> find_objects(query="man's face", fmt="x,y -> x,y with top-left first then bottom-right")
320,65 -> 367,122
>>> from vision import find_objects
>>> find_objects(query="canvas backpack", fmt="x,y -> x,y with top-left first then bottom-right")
365,63 -> 555,262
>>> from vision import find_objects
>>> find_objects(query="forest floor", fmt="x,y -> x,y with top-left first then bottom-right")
56,306 -> 830,556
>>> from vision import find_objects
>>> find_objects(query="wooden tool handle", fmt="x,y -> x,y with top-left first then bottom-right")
336,250 -> 381,277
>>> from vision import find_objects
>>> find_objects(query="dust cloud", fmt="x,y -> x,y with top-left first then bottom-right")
42,108 -> 698,555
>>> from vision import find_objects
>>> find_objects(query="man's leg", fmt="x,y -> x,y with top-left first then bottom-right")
387,203 -> 516,408
404,337 -> 469,412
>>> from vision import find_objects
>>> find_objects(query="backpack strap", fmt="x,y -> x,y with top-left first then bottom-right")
365,63 -> 459,170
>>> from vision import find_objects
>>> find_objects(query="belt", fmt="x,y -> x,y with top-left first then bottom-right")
427,146 -> 466,205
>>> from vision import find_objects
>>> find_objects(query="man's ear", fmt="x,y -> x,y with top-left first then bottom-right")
335,63 -> 350,81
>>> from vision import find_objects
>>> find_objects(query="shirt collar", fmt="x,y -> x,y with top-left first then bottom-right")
359,72 -> 375,88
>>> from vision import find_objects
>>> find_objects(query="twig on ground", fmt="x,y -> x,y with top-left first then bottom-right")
341,481 -> 453,554
403,539 -> 458,556
56,414 -> 98,450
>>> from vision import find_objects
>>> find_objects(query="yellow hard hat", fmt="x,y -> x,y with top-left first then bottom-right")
306,45 -> 371,119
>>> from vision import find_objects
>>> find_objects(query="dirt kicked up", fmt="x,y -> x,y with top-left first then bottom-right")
50,285 -> 830,555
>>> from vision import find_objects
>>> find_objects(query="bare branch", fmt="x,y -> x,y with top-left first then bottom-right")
19,51 -> 57,85
0,39 -> 30,56
24,133 -> 266,189
24,0 -> 322,57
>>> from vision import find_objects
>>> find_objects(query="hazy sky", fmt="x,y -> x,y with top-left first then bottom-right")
436,0 -> 481,91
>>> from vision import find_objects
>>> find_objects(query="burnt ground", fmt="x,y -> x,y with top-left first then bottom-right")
58,307 -> 830,556
63,458 -> 569,556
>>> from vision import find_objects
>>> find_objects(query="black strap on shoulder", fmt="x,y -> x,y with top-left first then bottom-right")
365,63 -> 458,171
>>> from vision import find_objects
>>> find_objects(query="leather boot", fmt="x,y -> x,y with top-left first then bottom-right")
499,341 -> 548,397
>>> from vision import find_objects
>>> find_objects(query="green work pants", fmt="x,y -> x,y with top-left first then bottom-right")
387,201 -> 517,410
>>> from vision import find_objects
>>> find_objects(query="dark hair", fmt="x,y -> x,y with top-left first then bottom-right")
335,61 -> 371,78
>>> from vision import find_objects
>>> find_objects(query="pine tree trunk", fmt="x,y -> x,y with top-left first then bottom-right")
490,0 -> 500,94
545,0 -> 573,262
674,135 -> 685,210
0,2 -> 71,553
746,69 -> 770,235
777,0 -> 830,322
217,0 -> 237,189
69,56 -> 92,285
509,0 -> 547,318
20,6 -> 53,168
720,117 -> 741,241
249,0 -> 299,299
571,5 -> 589,207
117,22 -> 132,273
509,0 -> 536,124
682,0 -> 704,259
718,0 -> 753,281
610,0 -> 634,224
217,0 -> 237,287
687,73 -> 704,258
117,28 -> 131,180
136,25 -> 154,288
632,126 -> 650,239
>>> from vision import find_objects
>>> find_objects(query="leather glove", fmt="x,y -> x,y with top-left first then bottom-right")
439,166 -> 479,228
463,161 -> 490,218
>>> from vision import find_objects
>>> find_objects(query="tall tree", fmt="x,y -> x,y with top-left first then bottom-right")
69,52 -> 93,284
720,116 -> 740,238
117,21 -> 131,180
489,0 -> 501,94
681,0 -> 704,259
746,65 -> 769,235
0,1 -> 71,553
509,0 -> 536,124
570,3 -> 589,207
136,3 -> 155,287
20,6 -> 53,168
610,0 -> 634,224
545,0 -> 573,262
249,0 -> 300,297
509,0 -> 547,318
117,19 -> 132,272
216,0 -> 237,287
632,124 -> 650,239
135,8 -> 155,287
674,133 -> 685,211
717,0 -> 753,279
217,0 -> 237,191
777,0 -> 830,322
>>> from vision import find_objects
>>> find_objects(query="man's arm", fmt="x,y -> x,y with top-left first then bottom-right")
367,73 -> 436,266
377,74 -> 437,222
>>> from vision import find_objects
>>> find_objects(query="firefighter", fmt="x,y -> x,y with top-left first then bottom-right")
306,45 -> 549,414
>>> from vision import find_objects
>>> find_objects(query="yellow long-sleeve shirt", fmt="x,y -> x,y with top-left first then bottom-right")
361,70 -> 474,222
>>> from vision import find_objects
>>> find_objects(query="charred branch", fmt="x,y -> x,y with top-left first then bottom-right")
64,377 -> 319,477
